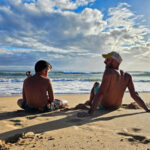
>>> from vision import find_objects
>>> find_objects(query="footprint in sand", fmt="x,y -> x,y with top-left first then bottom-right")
132,128 -> 141,132
118,132 -> 150,144
121,102 -> 140,109
7,119 -> 26,128
26,116 -> 37,120
9,119 -> 22,126
122,102 -> 150,110
2,121 -> 18,129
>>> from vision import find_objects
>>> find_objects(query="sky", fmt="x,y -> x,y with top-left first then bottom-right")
0,0 -> 150,72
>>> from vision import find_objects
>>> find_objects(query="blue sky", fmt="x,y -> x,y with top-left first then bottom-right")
0,0 -> 150,71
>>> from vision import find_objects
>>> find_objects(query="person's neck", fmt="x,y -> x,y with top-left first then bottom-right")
106,66 -> 119,70
113,66 -> 119,70
35,72 -> 42,76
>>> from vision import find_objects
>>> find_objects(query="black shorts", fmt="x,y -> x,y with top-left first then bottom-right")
21,100 -> 64,113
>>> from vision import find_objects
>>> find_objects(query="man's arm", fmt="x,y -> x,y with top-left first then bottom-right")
127,74 -> 150,112
88,94 -> 103,114
47,79 -> 54,102
88,69 -> 111,114
22,82 -> 26,101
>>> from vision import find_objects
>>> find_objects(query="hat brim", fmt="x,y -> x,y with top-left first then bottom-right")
102,51 -> 115,59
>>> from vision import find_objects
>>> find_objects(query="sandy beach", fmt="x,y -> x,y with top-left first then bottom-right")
0,93 -> 150,150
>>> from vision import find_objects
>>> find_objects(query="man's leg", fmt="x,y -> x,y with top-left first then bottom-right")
85,85 -> 95,105
85,82 -> 100,106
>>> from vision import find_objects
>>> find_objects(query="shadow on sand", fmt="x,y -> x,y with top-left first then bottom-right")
0,105 -> 145,141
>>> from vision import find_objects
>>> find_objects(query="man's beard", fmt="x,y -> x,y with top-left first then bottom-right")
106,62 -> 114,69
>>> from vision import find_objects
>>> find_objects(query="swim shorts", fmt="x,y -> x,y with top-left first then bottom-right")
21,99 -> 68,113
98,103 -> 106,110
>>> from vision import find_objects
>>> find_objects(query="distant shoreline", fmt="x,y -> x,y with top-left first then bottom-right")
0,93 -> 90,98
1,91 -> 150,98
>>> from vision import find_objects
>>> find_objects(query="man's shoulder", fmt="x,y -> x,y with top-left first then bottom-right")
119,70 -> 132,81
104,68 -> 131,78
120,70 -> 131,78
44,77 -> 51,82
104,68 -> 116,75
40,76 -> 51,82
24,76 -> 31,82
24,75 -> 51,83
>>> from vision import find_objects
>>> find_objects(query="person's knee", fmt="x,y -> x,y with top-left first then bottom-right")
93,82 -> 100,95
94,82 -> 100,87
17,99 -> 24,107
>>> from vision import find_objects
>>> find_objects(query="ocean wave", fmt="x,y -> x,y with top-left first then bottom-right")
52,71 -> 102,74
0,78 -> 24,82
52,79 -> 150,82
134,80 -> 150,82
1,78 -> 150,83
129,71 -> 150,77
0,70 -> 103,78
0,72 -> 25,76
1,70 -> 150,76
0,78 -> 101,83
52,78 -> 101,82
1,70 -> 150,78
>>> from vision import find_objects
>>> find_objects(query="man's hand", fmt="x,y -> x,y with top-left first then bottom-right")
84,100 -> 91,106
26,71 -> 32,77
146,109 -> 150,112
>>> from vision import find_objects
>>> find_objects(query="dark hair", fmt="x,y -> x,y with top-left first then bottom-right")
35,60 -> 52,72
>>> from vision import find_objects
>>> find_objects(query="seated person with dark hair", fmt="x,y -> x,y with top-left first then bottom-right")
17,60 -> 68,112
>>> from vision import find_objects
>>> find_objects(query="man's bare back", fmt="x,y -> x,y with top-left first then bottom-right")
23,73 -> 54,110
17,60 -> 55,112
99,68 -> 130,108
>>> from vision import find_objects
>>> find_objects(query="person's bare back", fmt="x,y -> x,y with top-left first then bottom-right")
23,73 -> 53,110
17,60 -> 54,112
99,68 -> 129,108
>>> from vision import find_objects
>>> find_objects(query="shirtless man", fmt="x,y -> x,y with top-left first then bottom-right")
17,60 -> 66,112
78,51 -> 150,117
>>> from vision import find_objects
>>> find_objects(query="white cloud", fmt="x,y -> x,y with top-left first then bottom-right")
0,1 -> 150,71
79,8 -> 106,35
22,0 -> 95,12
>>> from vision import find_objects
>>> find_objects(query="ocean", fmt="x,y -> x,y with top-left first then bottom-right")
0,70 -> 150,97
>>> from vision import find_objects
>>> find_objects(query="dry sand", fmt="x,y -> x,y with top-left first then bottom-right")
0,93 -> 150,150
